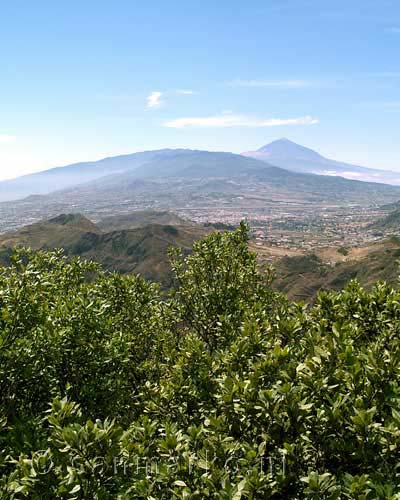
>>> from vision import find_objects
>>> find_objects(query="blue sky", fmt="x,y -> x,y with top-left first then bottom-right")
0,0 -> 399,179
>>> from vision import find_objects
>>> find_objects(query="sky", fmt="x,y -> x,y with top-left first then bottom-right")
0,0 -> 399,180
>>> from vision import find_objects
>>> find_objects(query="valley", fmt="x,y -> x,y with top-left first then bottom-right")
0,182 -> 392,253
0,140 -> 399,302
0,206 -> 399,302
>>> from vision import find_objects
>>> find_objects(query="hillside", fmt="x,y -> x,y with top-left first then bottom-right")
0,213 -> 101,249
73,224 -> 208,284
0,149 -> 190,202
268,238 -> 400,301
0,212 -> 208,285
370,207 -> 400,231
243,138 -> 400,185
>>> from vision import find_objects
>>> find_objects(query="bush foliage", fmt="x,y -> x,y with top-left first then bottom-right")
0,222 -> 400,498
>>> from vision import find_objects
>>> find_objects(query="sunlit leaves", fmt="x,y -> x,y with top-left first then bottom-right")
1,226 -> 400,497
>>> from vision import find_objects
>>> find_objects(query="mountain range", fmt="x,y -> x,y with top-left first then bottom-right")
0,142 -> 400,235
243,138 -> 400,185
40,149 -> 400,210
1,140 -> 400,204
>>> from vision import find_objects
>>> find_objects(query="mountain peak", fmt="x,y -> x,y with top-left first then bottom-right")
49,213 -> 89,225
242,140 -> 400,185
256,138 -> 324,160
47,213 -> 100,233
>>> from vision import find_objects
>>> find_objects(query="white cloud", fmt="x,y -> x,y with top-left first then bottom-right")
319,170 -> 363,179
228,79 -> 314,88
146,89 -> 198,108
176,89 -> 198,95
146,91 -> 164,108
0,135 -> 16,144
164,113 -> 319,129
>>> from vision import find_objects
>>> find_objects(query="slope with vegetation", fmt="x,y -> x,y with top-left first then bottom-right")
270,237 -> 400,301
2,211 -> 400,301
370,208 -> 400,231
0,224 -> 400,498
0,212 -> 207,286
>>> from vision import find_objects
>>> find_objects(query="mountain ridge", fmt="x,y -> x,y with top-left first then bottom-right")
2,142 -> 400,204
0,148 -> 202,201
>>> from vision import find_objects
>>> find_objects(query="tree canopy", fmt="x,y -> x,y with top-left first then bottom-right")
0,223 -> 400,498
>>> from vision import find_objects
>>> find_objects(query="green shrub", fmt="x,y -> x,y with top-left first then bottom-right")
1,226 -> 400,498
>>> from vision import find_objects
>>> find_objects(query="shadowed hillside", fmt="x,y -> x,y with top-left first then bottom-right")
0,212 -> 208,286
270,238 -> 400,301
370,207 -> 400,231
0,213 -> 101,249
71,224 -> 208,285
